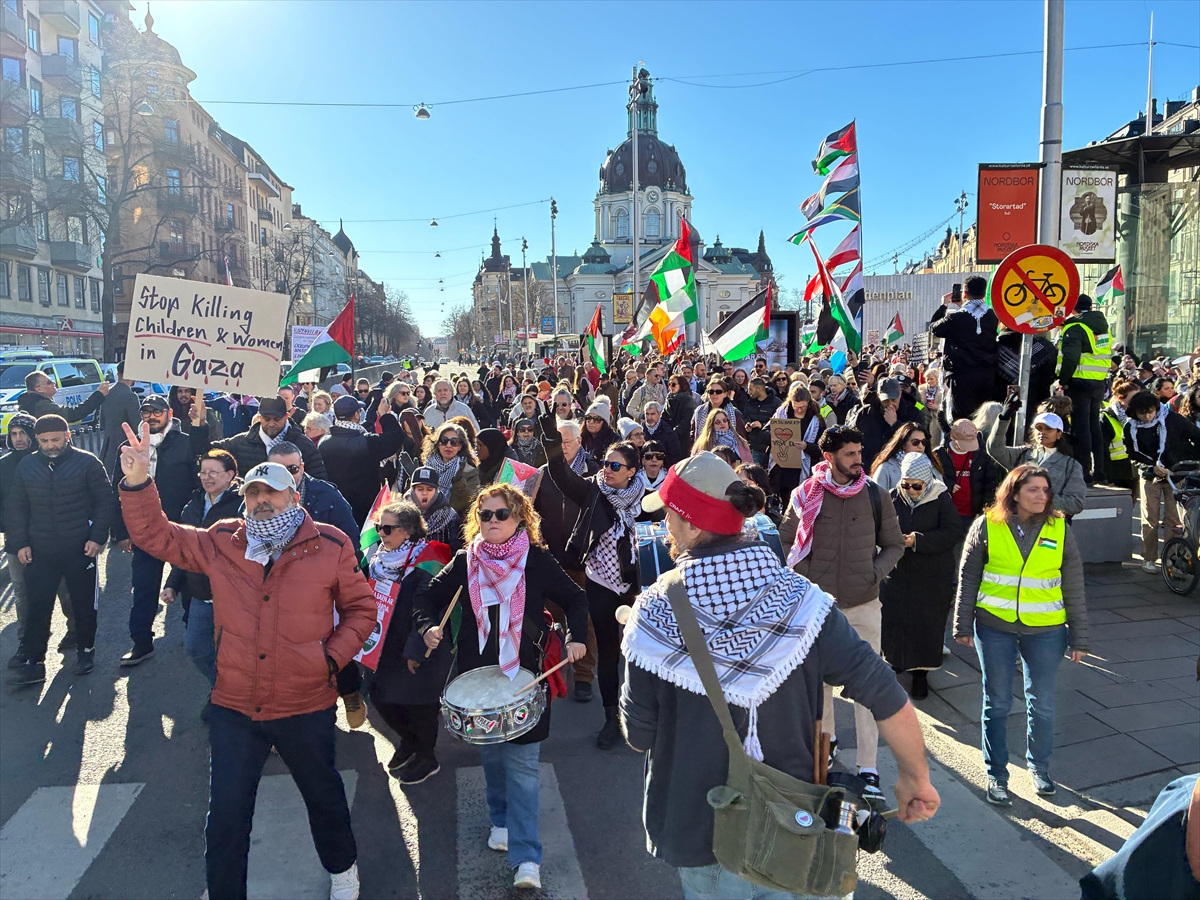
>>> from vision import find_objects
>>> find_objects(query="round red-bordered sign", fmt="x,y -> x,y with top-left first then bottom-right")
990,244 -> 1080,334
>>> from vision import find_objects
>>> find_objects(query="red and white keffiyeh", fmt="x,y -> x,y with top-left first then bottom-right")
466,529 -> 530,679
785,460 -> 869,568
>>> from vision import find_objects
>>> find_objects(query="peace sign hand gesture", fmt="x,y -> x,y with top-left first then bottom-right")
119,421 -> 152,487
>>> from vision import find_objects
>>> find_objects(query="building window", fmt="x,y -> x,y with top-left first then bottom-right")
164,87 -> 175,100
95,173 -> 105,203
28,77 -> 39,114
615,208 -> 629,239
146,83 -> 157,96
30,142 -> 43,178
90,67 -> 100,98
0,260 -> 8,299
645,209 -> 660,238
62,156 -> 79,182
93,121 -> 103,150
57,272 -> 69,306
1,56 -> 22,86
26,14 -> 38,52
147,68 -> 157,78
60,96 -> 78,121
37,268 -> 51,306
260,226 -> 267,246
169,219 -> 184,243
166,168 -> 180,194
57,36 -> 76,59
3,125 -> 24,154
163,118 -> 178,142
67,215 -> 84,243
88,12 -> 99,45
35,209 -> 48,241
17,265 -> 31,302
74,276 -> 86,308
89,278 -> 100,311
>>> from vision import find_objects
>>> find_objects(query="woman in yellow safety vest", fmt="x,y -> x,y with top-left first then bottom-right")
952,464 -> 1089,808
1100,380 -> 1140,490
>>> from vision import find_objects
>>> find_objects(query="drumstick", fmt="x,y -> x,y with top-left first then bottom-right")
424,586 -> 463,658
813,719 -> 823,785
513,657 -> 572,695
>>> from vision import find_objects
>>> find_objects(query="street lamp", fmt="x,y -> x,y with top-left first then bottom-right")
135,100 -> 155,116
521,237 -> 531,356
414,104 -> 431,120
954,191 -> 969,273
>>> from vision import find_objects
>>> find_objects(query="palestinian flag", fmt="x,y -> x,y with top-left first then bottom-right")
281,295 -> 355,386
788,190 -> 861,244
812,121 -> 857,175
618,316 -> 650,358
800,157 -> 860,220
359,484 -> 395,553
584,305 -> 607,374
804,236 -> 861,355
708,284 -> 771,363
497,457 -> 540,495
1095,264 -> 1124,306
414,541 -> 452,577
645,218 -> 698,353
886,313 -> 904,344
826,225 -> 861,272
800,321 -> 820,354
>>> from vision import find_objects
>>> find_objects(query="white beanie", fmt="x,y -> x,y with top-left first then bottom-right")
585,400 -> 611,425
617,417 -> 642,441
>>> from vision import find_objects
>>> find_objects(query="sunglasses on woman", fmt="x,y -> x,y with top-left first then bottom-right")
602,460 -> 631,472
378,523 -> 407,536
478,508 -> 512,522
707,389 -> 725,396
395,390 -> 411,397
517,427 -> 534,434
906,437 -> 926,447
901,481 -> 926,492
438,435 -> 462,447
584,415 -> 604,424
642,452 -> 665,461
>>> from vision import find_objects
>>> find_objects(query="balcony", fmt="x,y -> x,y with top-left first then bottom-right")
224,258 -> 240,275
40,116 -> 84,148
223,181 -> 242,198
0,80 -> 30,120
50,240 -> 92,272
257,207 -> 272,221
47,177 -> 88,212
247,169 -> 280,198
0,4 -> 26,54
0,224 -> 39,259
159,241 -> 200,260
154,139 -> 196,166
40,55 -> 83,93
40,1 -> 81,35
274,248 -> 285,262
162,192 -> 198,214
215,215 -> 236,232
0,154 -> 33,191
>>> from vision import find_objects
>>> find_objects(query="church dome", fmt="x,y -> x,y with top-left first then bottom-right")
599,134 -> 688,195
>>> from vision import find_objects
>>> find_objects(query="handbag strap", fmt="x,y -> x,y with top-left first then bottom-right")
660,568 -> 749,765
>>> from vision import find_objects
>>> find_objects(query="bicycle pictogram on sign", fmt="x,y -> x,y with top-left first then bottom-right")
990,244 -> 1080,334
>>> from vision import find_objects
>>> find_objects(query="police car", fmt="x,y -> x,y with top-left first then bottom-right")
0,351 -> 106,436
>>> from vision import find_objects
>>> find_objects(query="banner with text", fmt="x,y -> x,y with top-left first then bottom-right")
124,274 -> 288,396
1058,167 -> 1117,262
976,164 -> 1041,264
290,325 -> 325,361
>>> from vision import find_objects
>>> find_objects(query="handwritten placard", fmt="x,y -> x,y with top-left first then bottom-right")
769,418 -> 808,469
124,275 -> 288,396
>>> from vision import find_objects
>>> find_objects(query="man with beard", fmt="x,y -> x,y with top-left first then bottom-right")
209,396 -> 327,481
7,415 -> 112,683
112,395 -> 209,666
117,442 -> 375,900
639,401 -> 683,466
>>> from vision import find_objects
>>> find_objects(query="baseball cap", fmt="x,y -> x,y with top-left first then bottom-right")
140,394 -> 169,412
333,394 -> 363,420
1032,412 -> 1065,431
642,451 -> 745,535
878,378 -> 902,401
239,462 -> 295,493
411,467 -> 440,488
257,396 -> 288,418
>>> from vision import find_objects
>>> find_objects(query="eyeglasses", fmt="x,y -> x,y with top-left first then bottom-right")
906,437 -> 927,447
438,436 -> 462,447
584,415 -> 604,424
478,508 -> 513,522
707,389 -> 725,396
378,523 -> 406,536
603,460 -> 631,472
556,401 -> 571,408
356,389 -> 370,395
278,463 -> 302,474
395,390 -> 411,397
642,452 -> 665,461
900,481 -> 926,492
517,427 -> 534,434
139,409 -> 164,417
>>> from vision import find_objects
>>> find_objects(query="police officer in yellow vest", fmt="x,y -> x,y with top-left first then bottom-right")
1056,294 -> 1111,483
952,464 -> 1089,808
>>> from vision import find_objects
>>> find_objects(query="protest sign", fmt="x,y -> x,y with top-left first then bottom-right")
354,577 -> 400,671
769,418 -> 809,469
124,275 -> 288,396
291,325 -> 325,361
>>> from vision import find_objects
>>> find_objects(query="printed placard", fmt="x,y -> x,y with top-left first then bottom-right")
1059,167 -> 1118,262
124,275 -> 288,395
355,576 -> 401,671
291,325 -> 325,360
769,417 -> 808,469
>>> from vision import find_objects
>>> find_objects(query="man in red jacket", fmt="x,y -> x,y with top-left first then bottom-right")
117,424 -> 375,900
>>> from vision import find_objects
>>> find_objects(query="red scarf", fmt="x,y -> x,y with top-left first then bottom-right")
466,530 -> 529,678
785,461 -> 868,567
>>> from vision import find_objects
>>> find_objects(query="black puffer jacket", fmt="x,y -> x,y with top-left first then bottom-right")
209,420 -> 326,481
164,486 -> 243,600
0,414 -> 35,542
533,453 -> 600,568
740,388 -> 780,453
318,416 -> 405,525
112,422 -> 208,541
17,387 -> 106,423
6,444 -> 113,553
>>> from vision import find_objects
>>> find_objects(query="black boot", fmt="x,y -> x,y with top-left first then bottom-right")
596,706 -> 622,750
910,670 -> 929,701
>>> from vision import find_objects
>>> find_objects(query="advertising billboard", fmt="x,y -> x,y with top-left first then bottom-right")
976,164 -> 1041,264
1059,167 -> 1118,262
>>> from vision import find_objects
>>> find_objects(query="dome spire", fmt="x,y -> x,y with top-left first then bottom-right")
145,3 -> 155,33
490,225 -> 502,259
627,68 -> 658,137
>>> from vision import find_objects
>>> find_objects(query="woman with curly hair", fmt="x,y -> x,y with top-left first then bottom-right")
421,421 -> 481,516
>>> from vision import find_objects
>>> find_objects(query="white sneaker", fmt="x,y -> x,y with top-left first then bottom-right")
1142,559 -> 1160,573
513,862 -> 541,889
488,826 -> 508,851
330,862 -> 359,900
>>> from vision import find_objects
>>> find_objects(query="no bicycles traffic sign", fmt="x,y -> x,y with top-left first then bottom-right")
990,244 -> 1080,334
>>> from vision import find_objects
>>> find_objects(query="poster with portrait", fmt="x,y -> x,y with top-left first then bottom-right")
1059,167 -> 1117,262
612,293 -> 633,325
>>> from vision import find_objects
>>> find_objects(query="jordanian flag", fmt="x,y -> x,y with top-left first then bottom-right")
1095,264 -> 1124,306
812,121 -> 857,175
800,157 -> 860,220
708,284 -> 771,363
645,218 -> 698,353
788,190 -> 861,244
281,295 -> 355,386
886,313 -> 904,344
804,236 -> 861,355
584,304 -> 607,374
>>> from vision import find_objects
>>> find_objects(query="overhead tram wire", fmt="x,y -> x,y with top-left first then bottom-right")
318,200 -> 550,225
864,211 -> 959,274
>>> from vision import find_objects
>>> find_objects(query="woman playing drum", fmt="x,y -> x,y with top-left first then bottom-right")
417,484 -> 587,891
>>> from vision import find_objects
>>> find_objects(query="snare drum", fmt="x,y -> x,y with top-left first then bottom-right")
441,665 -> 547,745
635,520 -> 673,588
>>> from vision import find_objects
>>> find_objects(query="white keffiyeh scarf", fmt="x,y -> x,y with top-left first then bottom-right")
259,424 -> 290,456
585,473 -> 644,594
960,298 -> 990,335
244,506 -> 306,565
622,541 -> 835,761
1130,403 -> 1169,466
146,419 -> 174,478
335,419 -> 368,435
424,452 -> 463,499
369,539 -> 427,583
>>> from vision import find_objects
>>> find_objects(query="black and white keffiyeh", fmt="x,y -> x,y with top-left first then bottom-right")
585,473 -> 644,594
244,506 -> 306,565
959,298 -> 990,335
423,452 -> 462,499
622,542 -> 835,760
569,448 -> 590,475
369,539 -> 427,583
258,424 -> 290,456
334,419 -> 368,435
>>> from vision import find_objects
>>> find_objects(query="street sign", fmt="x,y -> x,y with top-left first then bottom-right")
990,244 -> 1079,334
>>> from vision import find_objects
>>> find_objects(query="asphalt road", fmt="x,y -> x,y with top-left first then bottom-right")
0,546 -> 1074,900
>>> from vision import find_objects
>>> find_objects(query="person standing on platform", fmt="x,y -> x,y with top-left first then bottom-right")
931,276 -> 998,422
1056,295 -> 1111,483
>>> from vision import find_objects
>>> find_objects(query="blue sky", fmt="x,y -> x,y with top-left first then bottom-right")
132,0 -> 1199,336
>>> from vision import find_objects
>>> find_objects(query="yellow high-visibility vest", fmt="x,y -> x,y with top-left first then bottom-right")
1102,411 -> 1127,461
819,403 -> 833,419
976,517 -> 1067,627
1057,321 -> 1111,381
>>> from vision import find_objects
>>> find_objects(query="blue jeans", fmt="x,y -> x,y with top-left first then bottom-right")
185,599 -> 217,686
975,622 -> 1068,784
129,544 -> 165,645
206,705 -> 356,900
679,864 -> 852,900
479,740 -> 541,868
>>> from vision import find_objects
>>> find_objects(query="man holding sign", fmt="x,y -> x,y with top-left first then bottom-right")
116,434 -> 374,900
